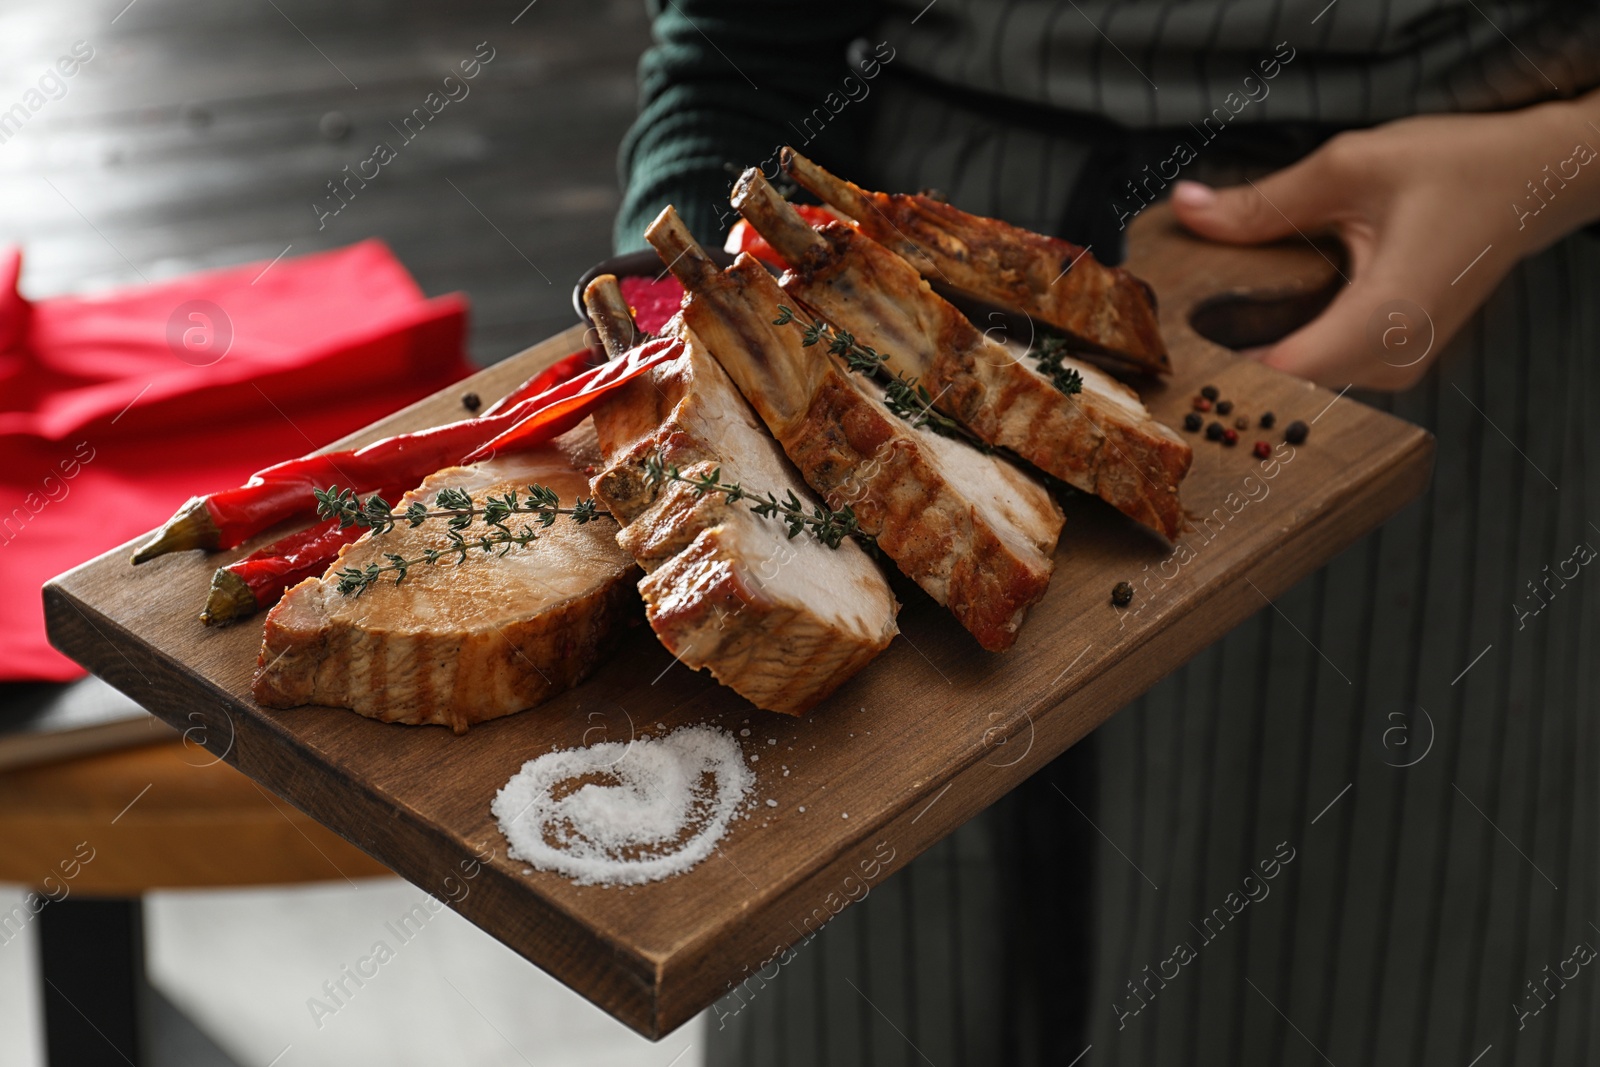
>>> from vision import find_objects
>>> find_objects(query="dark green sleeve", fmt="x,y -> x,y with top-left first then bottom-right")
614,0 -> 884,253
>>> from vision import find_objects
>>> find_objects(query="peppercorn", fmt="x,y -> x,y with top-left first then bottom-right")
1205,421 -> 1224,441
1222,428 -> 1239,446
461,391 -> 481,413
1216,399 -> 1234,415
1192,396 -> 1213,412
1234,415 -> 1249,430
1285,420 -> 1310,445
1111,581 -> 1134,607
1183,412 -> 1203,432
1200,384 -> 1220,401
1259,411 -> 1276,429
1253,440 -> 1272,459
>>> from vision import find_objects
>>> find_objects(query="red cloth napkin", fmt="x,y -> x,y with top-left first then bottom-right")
0,240 -> 472,681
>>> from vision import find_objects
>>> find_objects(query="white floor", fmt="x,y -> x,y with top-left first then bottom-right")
0,888 -> 47,1067
0,881 -> 703,1067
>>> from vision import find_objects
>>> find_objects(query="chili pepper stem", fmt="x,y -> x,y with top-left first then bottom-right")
131,498 -> 221,565
199,568 -> 256,626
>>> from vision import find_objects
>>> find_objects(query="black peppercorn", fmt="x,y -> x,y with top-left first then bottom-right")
1215,399 -> 1234,415
1259,411 -> 1276,429
1200,384 -> 1220,401
461,391 -> 481,412
1205,420 -> 1225,441
1285,420 -> 1309,444
1111,581 -> 1134,607
1183,412 -> 1203,432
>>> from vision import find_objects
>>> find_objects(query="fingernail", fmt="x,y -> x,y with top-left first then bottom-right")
1172,181 -> 1215,208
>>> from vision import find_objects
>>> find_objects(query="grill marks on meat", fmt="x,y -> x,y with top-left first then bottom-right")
644,206 -> 1062,652
780,147 -> 1169,375
583,276 -> 898,715
251,438 -> 639,732
732,168 -> 1191,541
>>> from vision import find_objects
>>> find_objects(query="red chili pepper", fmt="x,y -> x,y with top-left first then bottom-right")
462,334 -> 681,462
132,337 -> 682,564
482,348 -> 594,416
724,204 -> 838,270
196,346 -> 649,622
200,480 -> 414,625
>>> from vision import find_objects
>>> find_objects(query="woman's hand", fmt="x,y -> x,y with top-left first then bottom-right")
1170,96 -> 1600,390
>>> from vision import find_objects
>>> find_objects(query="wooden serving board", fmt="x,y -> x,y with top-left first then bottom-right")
44,205 -> 1433,1038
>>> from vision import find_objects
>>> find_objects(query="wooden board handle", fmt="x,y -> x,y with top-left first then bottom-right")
1126,202 -> 1343,365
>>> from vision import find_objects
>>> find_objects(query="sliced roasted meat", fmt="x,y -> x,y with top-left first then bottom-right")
644,206 -> 1063,652
780,147 -> 1169,375
252,435 -> 639,732
582,275 -> 898,716
733,168 -> 1190,541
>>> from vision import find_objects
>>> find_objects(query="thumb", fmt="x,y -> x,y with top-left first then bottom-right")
1171,159 -> 1338,246
1254,270 -> 1429,391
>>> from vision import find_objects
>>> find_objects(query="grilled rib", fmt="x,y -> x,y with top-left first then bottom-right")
582,275 -> 898,715
584,272 -> 649,357
733,168 -> 1191,541
780,147 -> 1169,375
252,435 -> 640,732
644,206 -> 1063,652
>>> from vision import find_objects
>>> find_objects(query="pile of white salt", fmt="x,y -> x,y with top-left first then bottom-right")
491,725 -> 753,887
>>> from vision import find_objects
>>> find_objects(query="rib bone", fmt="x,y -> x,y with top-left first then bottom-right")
644,205 -> 1063,652
781,147 -> 1170,375
733,167 -> 1190,541
583,273 -> 644,357
583,274 -> 898,714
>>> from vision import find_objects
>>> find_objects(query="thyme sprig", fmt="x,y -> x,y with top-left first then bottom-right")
1030,332 -> 1085,398
881,377 -> 977,443
314,485 -> 603,535
772,305 -> 991,452
643,452 -> 865,550
329,528 -> 545,596
310,485 -> 608,596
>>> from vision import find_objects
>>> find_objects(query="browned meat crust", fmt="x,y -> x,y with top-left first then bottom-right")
635,515 -> 894,714
582,280 -> 899,714
732,169 -> 1190,541
252,440 -> 640,732
644,206 -> 1063,652
781,147 -> 1169,375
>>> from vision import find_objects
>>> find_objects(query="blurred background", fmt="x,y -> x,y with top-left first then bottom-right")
0,1 -> 709,1064
1,0 -> 646,361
